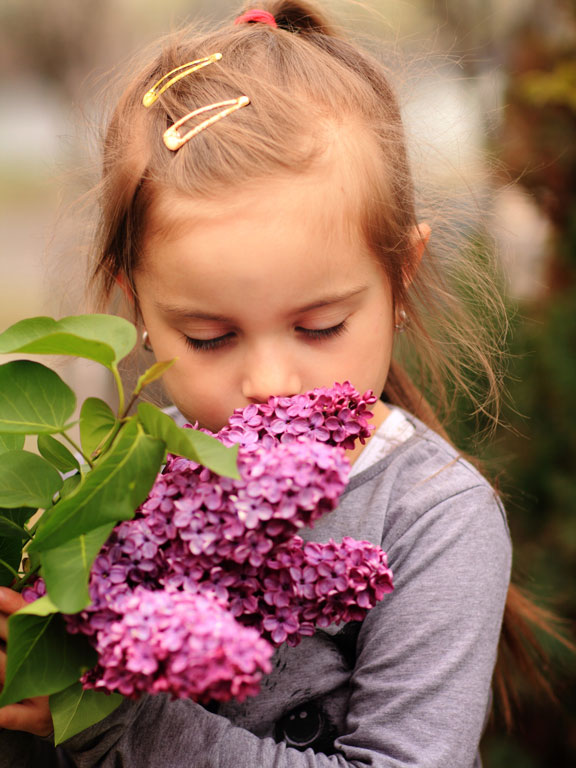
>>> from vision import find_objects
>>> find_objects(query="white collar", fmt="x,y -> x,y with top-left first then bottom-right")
349,407 -> 415,477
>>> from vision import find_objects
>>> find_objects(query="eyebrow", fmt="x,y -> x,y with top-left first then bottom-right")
156,285 -> 369,321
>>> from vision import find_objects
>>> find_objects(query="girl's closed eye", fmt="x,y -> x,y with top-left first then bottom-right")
183,332 -> 234,352
296,320 -> 348,341
182,321 -> 348,352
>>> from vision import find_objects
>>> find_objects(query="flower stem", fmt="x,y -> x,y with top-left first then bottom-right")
120,390 -> 139,420
11,565 -> 41,593
21,526 -> 34,542
0,558 -> 20,581
60,432 -> 94,469
112,365 -> 125,417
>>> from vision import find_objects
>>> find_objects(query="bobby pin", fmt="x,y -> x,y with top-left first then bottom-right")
163,96 -> 251,151
143,53 -> 223,107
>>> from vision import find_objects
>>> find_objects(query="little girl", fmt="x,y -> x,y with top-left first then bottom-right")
0,1 -> 544,765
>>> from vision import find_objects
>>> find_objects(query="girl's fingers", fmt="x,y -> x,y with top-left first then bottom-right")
0,590 -> 54,737
0,587 -> 27,615
0,645 -> 53,737
0,697 -> 53,737
0,587 -> 26,642
0,651 -> 53,737
0,644 -> 5,684
0,612 -> 8,642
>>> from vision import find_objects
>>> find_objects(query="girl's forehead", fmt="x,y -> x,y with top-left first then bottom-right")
137,169 -> 388,318
143,119 -> 387,250
146,170 -> 360,253
146,176 -> 365,266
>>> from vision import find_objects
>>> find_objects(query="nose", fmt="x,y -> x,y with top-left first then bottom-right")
241,344 -> 302,403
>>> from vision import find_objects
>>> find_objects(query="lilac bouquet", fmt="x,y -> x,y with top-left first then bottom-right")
25,382 -> 394,704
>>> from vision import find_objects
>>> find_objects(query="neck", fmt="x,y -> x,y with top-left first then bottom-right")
347,399 -> 390,465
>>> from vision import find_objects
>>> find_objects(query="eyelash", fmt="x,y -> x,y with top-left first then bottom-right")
183,334 -> 233,352
301,321 -> 348,341
183,321 -> 348,352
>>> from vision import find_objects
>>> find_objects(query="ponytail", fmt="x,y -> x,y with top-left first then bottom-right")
237,0 -> 341,36
494,584 -> 574,728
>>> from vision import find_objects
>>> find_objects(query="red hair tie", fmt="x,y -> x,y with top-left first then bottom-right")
234,9 -> 278,28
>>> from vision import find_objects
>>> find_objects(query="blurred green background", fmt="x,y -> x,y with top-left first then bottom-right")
0,1 -> 574,764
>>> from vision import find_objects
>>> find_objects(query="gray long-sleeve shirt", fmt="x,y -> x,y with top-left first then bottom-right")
0,408 -> 512,767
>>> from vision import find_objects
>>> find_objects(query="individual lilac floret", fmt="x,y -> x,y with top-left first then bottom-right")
21,577 -> 46,604
216,380 -> 377,451
79,587 -> 272,702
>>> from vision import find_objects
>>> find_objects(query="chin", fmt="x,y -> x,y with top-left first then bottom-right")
181,410 -> 231,434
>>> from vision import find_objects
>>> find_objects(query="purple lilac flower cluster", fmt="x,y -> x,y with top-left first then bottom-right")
217,380 -> 377,451
255,535 -> 393,644
78,588 -> 272,702
53,383 -> 393,702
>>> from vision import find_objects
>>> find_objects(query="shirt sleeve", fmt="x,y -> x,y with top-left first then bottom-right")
54,483 -> 511,768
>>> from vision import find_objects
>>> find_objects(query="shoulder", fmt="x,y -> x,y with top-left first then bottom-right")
162,404 -> 189,427
338,409 -> 511,555
346,408 -> 494,498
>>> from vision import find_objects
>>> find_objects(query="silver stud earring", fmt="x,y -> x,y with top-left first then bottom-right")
395,309 -> 408,333
142,329 -> 153,352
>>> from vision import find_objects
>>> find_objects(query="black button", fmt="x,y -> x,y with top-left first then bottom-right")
276,702 -> 323,748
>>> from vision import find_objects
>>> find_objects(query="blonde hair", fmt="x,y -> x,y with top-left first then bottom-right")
88,0 -> 565,726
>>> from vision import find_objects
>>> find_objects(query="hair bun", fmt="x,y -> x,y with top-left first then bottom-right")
249,1 -> 339,37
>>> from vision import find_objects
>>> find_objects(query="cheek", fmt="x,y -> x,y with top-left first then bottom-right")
356,303 -> 395,390
360,297 -> 394,350
159,363 -> 234,430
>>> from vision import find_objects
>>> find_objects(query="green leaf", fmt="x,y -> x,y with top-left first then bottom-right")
0,315 -> 137,369
60,472 -> 82,499
0,539 -> 21,587
134,359 -> 177,395
0,516 -> 27,539
38,434 -> 80,473
0,360 -> 76,435
80,397 -> 117,458
30,420 -> 164,552
0,596 -> 97,708
0,556 -> 19,585
138,403 -> 240,479
0,509 -> 35,586
0,450 -> 63,508
50,682 -> 123,745
15,594 -> 58,615
41,523 -> 114,613
1,504 -> 33,526
0,434 -> 25,453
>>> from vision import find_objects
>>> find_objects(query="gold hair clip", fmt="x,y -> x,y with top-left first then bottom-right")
163,96 -> 251,151
143,53 -> 223,107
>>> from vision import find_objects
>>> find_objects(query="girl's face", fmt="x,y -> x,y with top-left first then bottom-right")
135,172 -> 396,434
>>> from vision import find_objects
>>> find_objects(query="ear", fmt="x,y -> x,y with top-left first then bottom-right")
404,222 -> 430,287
